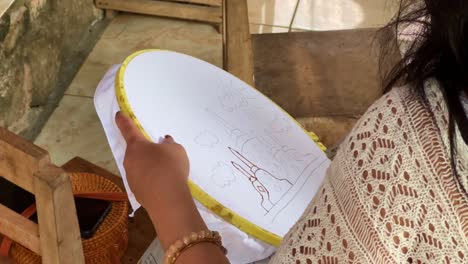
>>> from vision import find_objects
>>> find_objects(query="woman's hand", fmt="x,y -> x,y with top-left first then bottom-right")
115,111 -> 189,210
115,112 -> 229,263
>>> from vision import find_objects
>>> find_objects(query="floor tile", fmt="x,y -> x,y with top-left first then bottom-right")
293,0 -> 398,31
250,24 -> 289,34
66,14 -> 222,97
247,0 -> 298,27
34,95 -> 119,175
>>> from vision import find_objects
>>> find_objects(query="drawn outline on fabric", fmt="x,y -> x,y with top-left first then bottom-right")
229,147 -> 293,212
211,161 -> 237,188
194,130 -> 220,148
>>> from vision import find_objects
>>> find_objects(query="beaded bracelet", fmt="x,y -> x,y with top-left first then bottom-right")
164,230 -> 227,264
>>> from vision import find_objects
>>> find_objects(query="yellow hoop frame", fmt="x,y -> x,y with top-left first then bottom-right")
115,49 -> 327,246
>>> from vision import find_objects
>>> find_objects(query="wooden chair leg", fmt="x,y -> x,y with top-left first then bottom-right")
223,0 -> 254,86
34,165 -> 84,264
1,127 -> 84,263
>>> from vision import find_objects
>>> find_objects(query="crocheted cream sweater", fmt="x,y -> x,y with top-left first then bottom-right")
270,80 -> 468,263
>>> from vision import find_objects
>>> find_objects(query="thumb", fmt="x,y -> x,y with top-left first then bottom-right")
115,111 -> 146,144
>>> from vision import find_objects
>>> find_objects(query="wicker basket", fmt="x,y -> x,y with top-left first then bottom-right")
10,172 -> 129,264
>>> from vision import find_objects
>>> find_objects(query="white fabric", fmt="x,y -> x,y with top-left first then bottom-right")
94,65 -> 276,264
94,65 -> 139,210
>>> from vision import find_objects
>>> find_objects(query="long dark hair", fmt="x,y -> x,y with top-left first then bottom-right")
380,0 -> 467,190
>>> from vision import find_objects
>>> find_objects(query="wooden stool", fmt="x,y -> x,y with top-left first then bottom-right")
0,127 -> 84,264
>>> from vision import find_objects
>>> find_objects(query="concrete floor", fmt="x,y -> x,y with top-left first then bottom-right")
34,0 -> 397,175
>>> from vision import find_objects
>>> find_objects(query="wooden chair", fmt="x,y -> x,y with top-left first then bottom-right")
95,0 -> 254,86
251,28 -> 401,148
95,0 -> 223,29
0,127 -> 84,264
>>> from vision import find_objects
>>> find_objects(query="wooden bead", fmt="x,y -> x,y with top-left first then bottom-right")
164,230 -> 226,264
183,236 -> 191,245
174,240 -> 184,250
198,230 -> 207,239
167,245 -> 177,255
190,232 -> 198,241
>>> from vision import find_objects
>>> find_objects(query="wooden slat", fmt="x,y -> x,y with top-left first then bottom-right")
0,127 -> 49,193
96,0 -> 222,23
296,116 -> 359,148
171,0 -> 222,7
34,165 -> 84,264
62,157 -> 156,264
0,204 -> 41,255
223,0 -> 254,86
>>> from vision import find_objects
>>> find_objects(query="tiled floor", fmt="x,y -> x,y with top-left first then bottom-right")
35,0 -> 398,175
248,0 -> 298,29
248,0 -> 398,33
35,96 -> 120,173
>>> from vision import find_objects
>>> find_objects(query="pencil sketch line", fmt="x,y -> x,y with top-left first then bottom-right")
229,147 -> 293,212
211,162 -> 236,188
270,159 -> 329,222
241,137 -> 256,153
217,85 -> 249,112
194,130 -> 220,148
263,158 -> 316,216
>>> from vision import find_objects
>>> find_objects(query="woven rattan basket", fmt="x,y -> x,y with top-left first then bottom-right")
10,172 -> 129,264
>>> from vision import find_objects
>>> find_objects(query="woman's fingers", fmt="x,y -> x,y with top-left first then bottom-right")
162,135 -> 176,144
116,112 -> 177,145
115,111 -> 146,144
